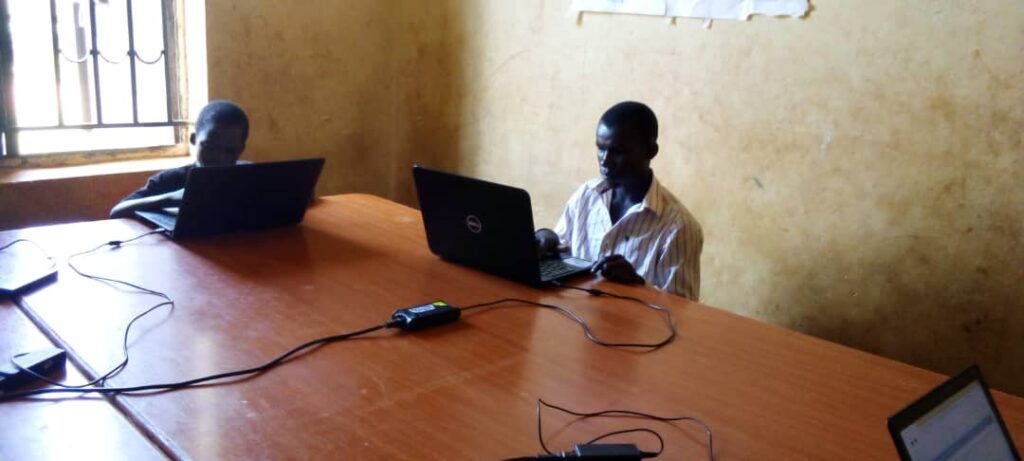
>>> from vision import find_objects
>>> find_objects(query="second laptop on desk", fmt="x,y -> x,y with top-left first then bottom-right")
412,165 -> 592,287
136,158 -> 325,239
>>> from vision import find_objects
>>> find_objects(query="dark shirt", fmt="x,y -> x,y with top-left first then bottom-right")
119,160 -> 251,203
121,164 -> 195,201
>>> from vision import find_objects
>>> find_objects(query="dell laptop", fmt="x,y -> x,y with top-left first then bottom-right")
412,165 -> 592,287
888,365 -> 1020,461
136,158 -> 325,239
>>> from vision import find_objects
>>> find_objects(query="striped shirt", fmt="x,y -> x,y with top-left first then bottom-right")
554,175 -> 703,300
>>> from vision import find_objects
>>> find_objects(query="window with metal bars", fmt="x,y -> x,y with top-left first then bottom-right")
0,0 -> 189,158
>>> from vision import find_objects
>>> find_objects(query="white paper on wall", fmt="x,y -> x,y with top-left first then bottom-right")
569,0 -> 666,16
570,0 -> 808,21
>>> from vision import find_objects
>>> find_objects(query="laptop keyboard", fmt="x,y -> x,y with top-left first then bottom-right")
539,258 -> 589,281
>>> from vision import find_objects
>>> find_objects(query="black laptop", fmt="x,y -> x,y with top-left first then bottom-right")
888,365 -> 1020,461
136,158 -> 325,239
412,165 -> 592,287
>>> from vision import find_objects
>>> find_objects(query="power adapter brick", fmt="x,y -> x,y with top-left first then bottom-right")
0,346 -> 66,396
388,300 -> 461,331
504,443 -> 653,460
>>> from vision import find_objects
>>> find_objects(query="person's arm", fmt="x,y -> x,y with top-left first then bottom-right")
654,227 -> 703,301
535,183 -> 587,256
109,188 -> 184,219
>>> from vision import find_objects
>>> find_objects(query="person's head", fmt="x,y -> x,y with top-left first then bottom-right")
595,101 -> 659,186
191,100 -> 249,167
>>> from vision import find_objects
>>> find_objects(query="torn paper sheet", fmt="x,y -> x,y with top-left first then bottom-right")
668,0 -> 808,20
569,0 -> 665,16
570,0 -> 808,21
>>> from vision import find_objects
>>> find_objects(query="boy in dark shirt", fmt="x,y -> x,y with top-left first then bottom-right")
109,100 -> 249,219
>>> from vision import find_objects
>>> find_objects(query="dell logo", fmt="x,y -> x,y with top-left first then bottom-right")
465,215 -> 483,234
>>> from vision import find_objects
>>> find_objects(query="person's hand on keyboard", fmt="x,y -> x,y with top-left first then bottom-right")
535,228 -> 563,258
591,255 -> 645,285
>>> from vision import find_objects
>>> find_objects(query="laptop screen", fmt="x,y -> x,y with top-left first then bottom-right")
897,380 -> 1018,461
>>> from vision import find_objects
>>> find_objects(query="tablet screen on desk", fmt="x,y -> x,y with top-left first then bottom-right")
889,366 -> 1020,461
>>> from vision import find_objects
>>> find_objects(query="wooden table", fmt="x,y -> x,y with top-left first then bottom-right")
0,299 -> 165,459
2,194 -> 1021,460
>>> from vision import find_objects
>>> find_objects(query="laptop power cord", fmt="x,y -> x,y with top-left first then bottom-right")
505,399 -> 716,461
504,443 -> 655,460
2,293 -> 673,400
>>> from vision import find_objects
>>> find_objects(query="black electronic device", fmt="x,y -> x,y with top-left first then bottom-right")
412,165 -> 592,287
0,347 -> 67,396
389,301 -> 461,331
0,240 -> 57,298
504,443 -> 647,460
136,158 -> 325,239
888,365 -> 1020,461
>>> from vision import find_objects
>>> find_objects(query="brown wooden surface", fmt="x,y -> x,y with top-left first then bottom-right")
0,300 -> 165,460
2,194 -> 1022,460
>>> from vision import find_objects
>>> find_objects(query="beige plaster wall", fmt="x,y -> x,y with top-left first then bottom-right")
206,1 -> 1024,394
204,0 -> 466,204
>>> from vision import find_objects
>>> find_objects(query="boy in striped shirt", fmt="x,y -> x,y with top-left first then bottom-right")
536,101 -> 703,300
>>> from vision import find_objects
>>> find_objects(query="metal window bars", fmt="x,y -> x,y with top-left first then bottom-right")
0,0 -> 187,157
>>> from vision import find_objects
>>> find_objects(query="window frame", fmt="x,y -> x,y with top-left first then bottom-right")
0,0 -> 192,163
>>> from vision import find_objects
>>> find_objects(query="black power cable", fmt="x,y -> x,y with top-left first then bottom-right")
2,320 -> 393,400
459,288 -> 676,350
0,239 -> 57,269
4,244 -> 683,405
534,398 -> 715,461
9,230 -> 174,388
